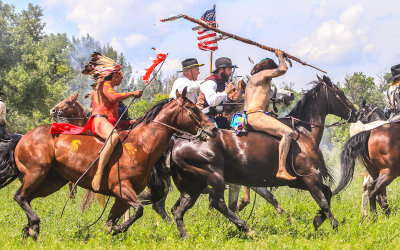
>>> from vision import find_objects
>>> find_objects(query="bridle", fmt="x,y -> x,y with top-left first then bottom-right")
152,98 -> 208,140
322,81 -> 353,123
286,81 -> 354,128
53,100 -> 87,123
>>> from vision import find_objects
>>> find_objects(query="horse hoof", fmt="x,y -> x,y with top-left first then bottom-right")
385,209 -> 391,217
22,226 -> 30,238
28,225 -> 39,240
180,233 -> 189,240
313,215 -> 324,229
245,229 -> 258,238
332,219 -> 338,230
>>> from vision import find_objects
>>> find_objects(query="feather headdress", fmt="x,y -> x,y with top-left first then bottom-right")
82,52 -> 121,81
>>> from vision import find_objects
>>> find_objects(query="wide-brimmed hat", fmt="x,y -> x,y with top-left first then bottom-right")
212,57 -> 238,73
177,58 -> 204,72
388,64 -> 400,84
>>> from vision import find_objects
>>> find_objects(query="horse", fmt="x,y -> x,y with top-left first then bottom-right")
335,105 -> 400,217
50,92 -> 173,221
167,76 -> 357,238
348,100 -> 386,216
0,88 -> 217,239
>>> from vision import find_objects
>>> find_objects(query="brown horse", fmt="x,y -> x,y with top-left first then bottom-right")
1,88 -> 216,239
334,120 -> 400,216
50,92 -> 172,220
168,76 -> 357,238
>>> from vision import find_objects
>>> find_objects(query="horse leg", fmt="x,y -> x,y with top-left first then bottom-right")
228,184 -> 241,213
305,180 -> 337,230
110,180 -> 143,235
106,199 -> 130,231
361,175 -> 372,216
171,191 -> 200,239
15,171 -> 67,239
237,186 -> 251,212
376,188 -> 390,216
152,196 -> 171,222
208,178 -> 251,235
368,173 -> 395,215
312,184 -> 336,229
68,181 -> 76,199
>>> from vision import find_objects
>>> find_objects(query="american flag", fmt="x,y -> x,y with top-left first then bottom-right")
197,7 -> 218,52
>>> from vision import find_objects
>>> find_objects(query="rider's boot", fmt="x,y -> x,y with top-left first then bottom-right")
276,131 -> 297,181
92,131 -> 119,191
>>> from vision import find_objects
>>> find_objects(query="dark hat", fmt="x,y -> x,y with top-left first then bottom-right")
388,64 -> 400,84
212,57 -> 238,73
177,58 -> 204,72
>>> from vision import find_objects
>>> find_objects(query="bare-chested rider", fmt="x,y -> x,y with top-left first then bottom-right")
244,50 -> 296,181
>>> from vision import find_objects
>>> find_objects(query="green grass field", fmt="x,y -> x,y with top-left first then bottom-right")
1,166 -> 400,249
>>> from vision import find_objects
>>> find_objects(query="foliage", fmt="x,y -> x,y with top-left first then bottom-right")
341,72 -> 386,108
128,93 -> 170,118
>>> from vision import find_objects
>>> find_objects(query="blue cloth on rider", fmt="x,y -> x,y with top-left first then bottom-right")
231,110 -> 272,135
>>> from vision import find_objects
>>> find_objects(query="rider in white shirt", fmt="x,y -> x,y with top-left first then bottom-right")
0,88 -> 10,140
196,57 -> 237,127
169,58 -> 204,104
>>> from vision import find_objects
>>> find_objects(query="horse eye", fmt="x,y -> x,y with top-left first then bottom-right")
66,101 -> 71,105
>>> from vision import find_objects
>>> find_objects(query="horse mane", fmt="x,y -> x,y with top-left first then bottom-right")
130,98 -> 173,128
279,80 -> 324,127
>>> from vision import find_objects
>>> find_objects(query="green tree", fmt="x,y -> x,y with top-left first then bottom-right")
342,72 -> 385,108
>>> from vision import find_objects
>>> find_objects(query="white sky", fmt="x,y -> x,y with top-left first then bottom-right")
7,0 -> 400,90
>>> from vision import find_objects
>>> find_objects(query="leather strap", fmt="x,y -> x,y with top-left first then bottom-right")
93,114 -> 108,119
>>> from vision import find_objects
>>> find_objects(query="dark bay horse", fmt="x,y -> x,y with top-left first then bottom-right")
348,101 -> 386,216
169,76 -> 357,238
0,88 -> 216,239
335,107 -> 400,216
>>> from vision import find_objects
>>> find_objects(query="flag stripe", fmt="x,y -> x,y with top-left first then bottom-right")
197,7 -> 218,52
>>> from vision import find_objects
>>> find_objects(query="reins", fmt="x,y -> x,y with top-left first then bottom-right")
286,81 -> 354,178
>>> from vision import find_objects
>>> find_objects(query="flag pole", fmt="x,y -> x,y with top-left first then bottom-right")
210,51 -> 213,75
210,4 -> 216,76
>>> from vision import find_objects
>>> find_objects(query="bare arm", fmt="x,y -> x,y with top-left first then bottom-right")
257,50 -> 288,80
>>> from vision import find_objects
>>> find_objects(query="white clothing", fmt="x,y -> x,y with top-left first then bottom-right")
169,77 -> 202,104
199,79 -> 227,113
0,100 -> 5,125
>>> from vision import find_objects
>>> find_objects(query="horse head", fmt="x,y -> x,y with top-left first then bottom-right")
355,100 -> 385,123
275,88 -> 295,106
321,75 -> 357,123
50,92 -> 85,122
173,87 -> 217,138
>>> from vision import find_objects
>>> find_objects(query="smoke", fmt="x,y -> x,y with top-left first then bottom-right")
66,35 -> 101,108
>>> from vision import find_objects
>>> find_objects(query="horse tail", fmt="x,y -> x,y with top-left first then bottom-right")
138,139 -> 174,205
332,130 -> 370,195
0,135 -> 22,190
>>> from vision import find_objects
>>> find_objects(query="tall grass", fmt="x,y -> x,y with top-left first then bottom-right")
1,165 -> 400,248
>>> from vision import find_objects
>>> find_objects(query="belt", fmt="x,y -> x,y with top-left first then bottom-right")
245,109 -> 265,115
93,114 -> 108,119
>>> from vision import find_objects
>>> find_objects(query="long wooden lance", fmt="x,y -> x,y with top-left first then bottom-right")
160,14 -> 327,74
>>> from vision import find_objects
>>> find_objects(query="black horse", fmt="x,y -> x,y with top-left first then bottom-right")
167,76 -> 357,238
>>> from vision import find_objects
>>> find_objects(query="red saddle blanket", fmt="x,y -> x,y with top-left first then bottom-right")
50,116 -> 117,135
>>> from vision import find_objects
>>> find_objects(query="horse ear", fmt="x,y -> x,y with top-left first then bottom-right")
316,75 -> 322,82
362,99 -> 366,107
181,86 -> 188,98
73,92 -> 78,100
323,75 -> 332,86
